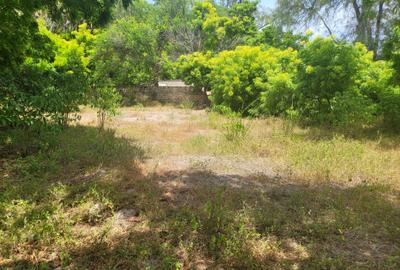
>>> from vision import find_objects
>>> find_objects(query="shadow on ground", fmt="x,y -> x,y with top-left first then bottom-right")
1,126 -> 399,269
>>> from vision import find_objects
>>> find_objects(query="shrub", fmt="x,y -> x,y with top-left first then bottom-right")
89,78 -> 122,129
209,46 -> 300,116
0,21 -> 92,128
380,86 -> 400,129
93,17 -> 158,88
176,51 -> 213,93
297,38 -> 379,126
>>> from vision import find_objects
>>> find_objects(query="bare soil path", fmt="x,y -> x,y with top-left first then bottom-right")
80,106 -> 287,190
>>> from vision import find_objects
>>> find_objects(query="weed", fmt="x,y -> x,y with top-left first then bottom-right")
179,99 -> 195,110
222,119 -> 248,142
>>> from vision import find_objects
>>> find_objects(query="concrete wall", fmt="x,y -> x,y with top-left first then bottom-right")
121,86 -> 209,107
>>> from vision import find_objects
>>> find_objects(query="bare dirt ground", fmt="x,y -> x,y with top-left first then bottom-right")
79,106 -> 400,190
72,106 -> 400,269
80,107 -> 288,191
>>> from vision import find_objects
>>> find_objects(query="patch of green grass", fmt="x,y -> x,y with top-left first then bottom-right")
0,126 -> 144,269
182,135 -> 211,154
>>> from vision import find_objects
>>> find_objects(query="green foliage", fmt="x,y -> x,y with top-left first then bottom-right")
193,0 -> 258,51
380,86 -> 400,129
209,46 -> 300,115
250,25 -> 311,50
0,0 -> 41,68
296,38 -> 399,127
176,36 -> 399,129
0,21 -> 93,127
89,79 -> 122,129
113,0 -> 157,22
176,51 -> 213,93
297,38 -> 375,126
93,17 -> 158,88
383,25 -> 400,84
160,52 -> 178,80
0,0 -> 127,69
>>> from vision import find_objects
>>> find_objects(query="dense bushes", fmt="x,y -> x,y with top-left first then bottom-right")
209,46 -> 299,115
93,17 -> 158,88
176,37 -> 400,128
383,26 -> 400,84
296,38 -> 376,126
0,21 -> 92,127
177,51 -> 213,93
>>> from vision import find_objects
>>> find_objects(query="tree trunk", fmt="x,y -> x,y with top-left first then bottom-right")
373,0 -> 385,59
352,0 -> 367,45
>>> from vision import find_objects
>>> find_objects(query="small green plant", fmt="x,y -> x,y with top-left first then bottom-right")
283,107 -> 300,134
89,79 -> 122,130
179,99 -> 194,110
222,119 -> 248,142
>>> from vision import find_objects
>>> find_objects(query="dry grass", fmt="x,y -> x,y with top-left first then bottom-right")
1,105 -> 399,269
82,106 -> 400,188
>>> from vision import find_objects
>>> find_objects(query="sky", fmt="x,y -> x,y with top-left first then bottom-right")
260,0 -> 276,9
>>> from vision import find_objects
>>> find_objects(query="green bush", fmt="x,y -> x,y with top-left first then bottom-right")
380,86 -> 400,129
297,38 -> 380,126
93,17 -> 158,88
0,21 -> 92,128
383,25 -> 400,84
209,46 -> 300,116
89,78 -> 122,129
176,51 -> 213,93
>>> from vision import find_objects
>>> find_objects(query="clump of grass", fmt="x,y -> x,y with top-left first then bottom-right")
222,119 -> 248,142
179,99 -> 194,110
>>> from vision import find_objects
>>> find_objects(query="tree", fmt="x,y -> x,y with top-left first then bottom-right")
0,21 -> 94,127
0,0 -> 131,69
274,0 -> 399,58
0,0 -> 122,127
208,46 -> 300,115
249,25 -> 311,50
93,17 -> 158,88
193,0 -> 258,51
296,37 -> 382,125
155,0 -> 202,56
383,25 -> 400,83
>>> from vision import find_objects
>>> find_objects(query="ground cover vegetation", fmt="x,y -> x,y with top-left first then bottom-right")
1,0 -> 400,269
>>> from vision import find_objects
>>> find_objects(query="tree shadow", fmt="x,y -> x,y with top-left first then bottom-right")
23,170 -> 400,269
1,126 -> 399,269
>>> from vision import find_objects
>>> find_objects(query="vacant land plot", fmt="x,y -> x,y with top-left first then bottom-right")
1,106 -> 400,269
